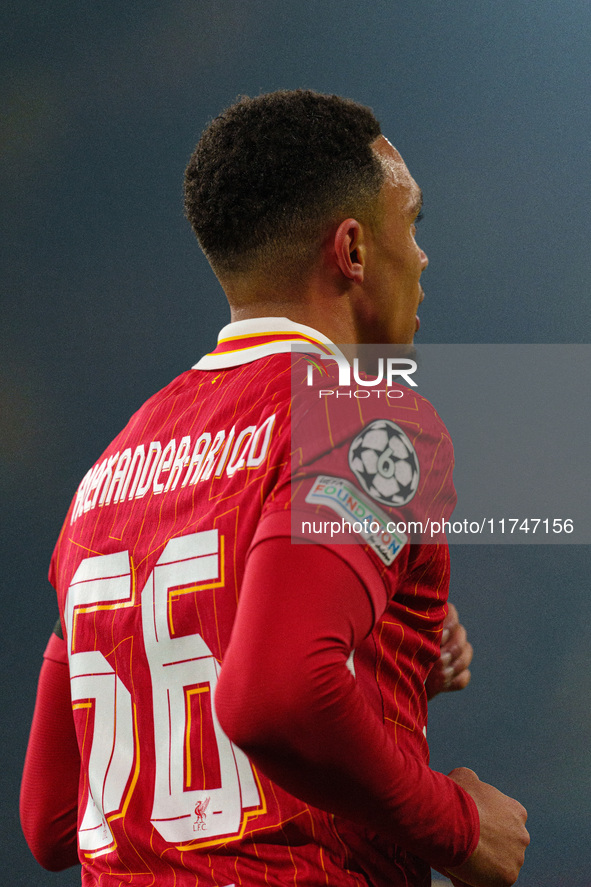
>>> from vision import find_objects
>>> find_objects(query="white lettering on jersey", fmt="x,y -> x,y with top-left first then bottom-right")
71,414 -> 276,524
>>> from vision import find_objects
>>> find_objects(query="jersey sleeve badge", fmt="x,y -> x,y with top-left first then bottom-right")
348,419 -> 420,507
304,475 -> 407,566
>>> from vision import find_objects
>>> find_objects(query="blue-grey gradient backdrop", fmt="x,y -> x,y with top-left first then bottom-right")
2,2 -> 590,885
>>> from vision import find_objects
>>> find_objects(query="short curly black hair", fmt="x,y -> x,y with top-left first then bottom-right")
184,89 -> 384,279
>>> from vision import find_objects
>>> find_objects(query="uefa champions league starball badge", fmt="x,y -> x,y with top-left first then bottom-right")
348,420 -> 420,507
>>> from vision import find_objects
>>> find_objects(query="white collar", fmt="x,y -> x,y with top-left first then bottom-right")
193,317 -> 340,370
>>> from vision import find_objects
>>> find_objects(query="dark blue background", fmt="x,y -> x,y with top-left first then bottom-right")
2,3 -> 590,884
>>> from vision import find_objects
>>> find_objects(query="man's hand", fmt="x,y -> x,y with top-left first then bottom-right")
444,768 -> 529,887
426,603 -> 473,700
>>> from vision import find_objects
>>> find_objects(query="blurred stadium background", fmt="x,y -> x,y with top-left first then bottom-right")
2,2 -> 590,884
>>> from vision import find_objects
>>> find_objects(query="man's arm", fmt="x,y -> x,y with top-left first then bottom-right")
20,627 -> 80,871
215,536 -> 528,885
444,768 -> 529,886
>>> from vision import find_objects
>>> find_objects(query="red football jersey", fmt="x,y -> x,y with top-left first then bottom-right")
49,318 -> 470,887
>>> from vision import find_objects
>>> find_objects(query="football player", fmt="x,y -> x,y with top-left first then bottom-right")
21,90 -> 528,887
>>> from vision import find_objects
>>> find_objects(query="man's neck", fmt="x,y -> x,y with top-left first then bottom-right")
229,301 -> 355,344
222,262 -> 361,344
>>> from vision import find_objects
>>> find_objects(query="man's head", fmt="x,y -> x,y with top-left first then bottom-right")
352,135 -> 428,344
184,89 -> 384,282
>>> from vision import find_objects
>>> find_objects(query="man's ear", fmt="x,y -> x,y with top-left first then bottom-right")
333,218 -> 366,283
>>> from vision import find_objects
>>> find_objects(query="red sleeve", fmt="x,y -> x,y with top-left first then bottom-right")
215,536 -> 479,871
20,632 -> 80,871
253,506 -> 394,620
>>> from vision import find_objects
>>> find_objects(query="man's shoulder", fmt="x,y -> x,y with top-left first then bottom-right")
126,354 -> 294,429
289,363 -> 456,542
292,361 -> 452,458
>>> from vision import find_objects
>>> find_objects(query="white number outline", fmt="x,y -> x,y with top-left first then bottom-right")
64,530 -> 265,858
64,551 -> 138,856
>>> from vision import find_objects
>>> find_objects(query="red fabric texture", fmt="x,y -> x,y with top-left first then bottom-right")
20,633 -> 80,871
40,340 -> 478,885
216,535 -> 479,871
